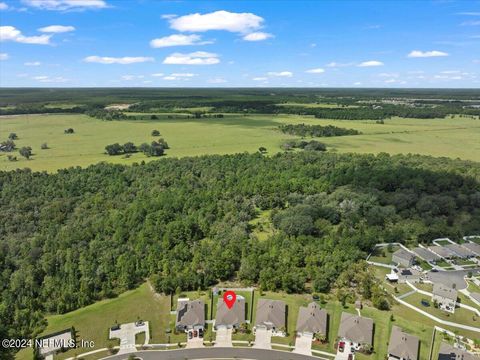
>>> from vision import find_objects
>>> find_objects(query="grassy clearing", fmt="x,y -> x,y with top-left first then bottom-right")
1,114 -> 480,172
249,210 -> 276,241
402,292 -> 480,329
368,245 -> 399,265
16,283 -> 170,360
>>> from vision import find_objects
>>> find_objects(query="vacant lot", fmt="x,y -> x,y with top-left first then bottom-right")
16,283 -> 170,360
1,114 -> 479,172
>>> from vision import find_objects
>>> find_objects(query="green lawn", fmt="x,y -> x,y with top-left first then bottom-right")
16,283 -> 170,360
368,245 -> 399,265
249,209 -> 276,241
435,240 -> 451,246
467,280 -> 480,294
402,292 -> 480,329
2,114 -> 480,172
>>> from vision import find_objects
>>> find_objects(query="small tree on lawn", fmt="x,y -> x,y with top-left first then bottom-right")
151,129 -> 160,136
19,146 -> 32,159
8,133 -> 18,140
41,143 -> 49,150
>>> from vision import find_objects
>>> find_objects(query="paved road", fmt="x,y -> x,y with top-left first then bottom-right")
104,347 -> 319,360
426,268 -> 480,290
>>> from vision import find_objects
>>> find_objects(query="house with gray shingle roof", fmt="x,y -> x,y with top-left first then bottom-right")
438,343 -> 479,360
412,247 -> 440,263
428,246 -> 456,259
388,326 -> 419,360
214,295 -> 245,330
445,244 -> 474,259
337,313 -> 374,349
392,249 -> 415,268
462,242 -> 480,256
254,299 -> 286,336
296,302 -> 328,338
432,283 -> 457,314
175,299 -> 205,332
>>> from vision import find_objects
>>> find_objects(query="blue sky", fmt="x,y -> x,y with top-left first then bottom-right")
0,0 -> 479,87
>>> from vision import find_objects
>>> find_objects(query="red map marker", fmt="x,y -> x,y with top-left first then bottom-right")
223,290 -> 236,309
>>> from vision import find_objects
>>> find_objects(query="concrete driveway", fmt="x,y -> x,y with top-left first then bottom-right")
253,327 -> 272,349
214,327 -> 232,347
293,333 -> 313,355
109,322 -> 149,354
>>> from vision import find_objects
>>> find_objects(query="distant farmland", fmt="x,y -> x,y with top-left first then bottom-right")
1,113 -> 479,172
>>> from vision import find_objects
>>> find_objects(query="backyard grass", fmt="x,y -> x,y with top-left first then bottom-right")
402,292 -> 480,329
1,114 -> 480,172
368,245 -> 399,265
249,209 -> 276,241
467,279 -> 480,294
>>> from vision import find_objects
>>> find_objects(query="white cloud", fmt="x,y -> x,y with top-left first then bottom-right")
84,56 -> 154,64
21,0 -> 108,11
163,51 -> 219,65
242,32 -> 273,41
461,20 -> 480,26
25,61 -> 41,66
267,71 -> 293,77
151,73 -> 165,77
407,50 -> 449,58
171,73 -> 195,77
457,12 -> 480,16
121,75 -> 135,80
252,77 -> 268,81
150,34 -> 213,48
357,60 -> 384,67
161,14 -> 177,19
306,68 -> 325,74
33,75 -> 67,83
379,72 -> 399,78
38,25 -> 75,33
434,74 -> 462,80
169,10 -> 264,33
0,53 -> 8,60
353,82 -> 362,86
0,2 -> 8,10
325,62 -> 353,67
207,78 -> 227,84
163,76 -> 177,81
0,26 -> 51,45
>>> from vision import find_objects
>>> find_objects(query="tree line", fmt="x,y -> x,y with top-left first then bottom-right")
279,124 -> 361,137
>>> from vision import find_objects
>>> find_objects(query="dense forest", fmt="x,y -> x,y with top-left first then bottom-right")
1,151 -> 480,358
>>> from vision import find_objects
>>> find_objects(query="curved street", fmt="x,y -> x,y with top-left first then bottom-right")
104,347 -> 319,360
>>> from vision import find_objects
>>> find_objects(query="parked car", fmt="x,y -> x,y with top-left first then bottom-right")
199,329 -> 204,338
338,341 -> 345,352
193,330 -> 198,337
188,331 -> 193,339
348,354 -> 353,360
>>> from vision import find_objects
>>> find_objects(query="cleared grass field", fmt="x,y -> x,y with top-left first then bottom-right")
15,283 -> 170,360
1,114 -> 479,172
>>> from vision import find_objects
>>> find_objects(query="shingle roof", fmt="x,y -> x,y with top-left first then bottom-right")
438,343 -> 479,360
388,326 -> 419,360
176,299 -> 205,328
296,302 -> 328,335
433,283 -> 458,302
393,249 -> 415,262
215,295 -> 245,327
255,299 -> 286,329
412,247 -> 440,262
428,246 -> 456,258
462,243 -> 480,256
337,313 -> 373,345
445,244 -> 474,258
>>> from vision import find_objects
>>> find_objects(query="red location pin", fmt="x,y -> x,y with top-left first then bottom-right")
223,290 -> 236,309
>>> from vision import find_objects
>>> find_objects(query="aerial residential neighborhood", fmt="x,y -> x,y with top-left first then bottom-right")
2,1 -> 480,360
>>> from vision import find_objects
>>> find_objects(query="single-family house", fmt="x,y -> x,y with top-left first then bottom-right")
215,295 -> 245,330
432,283 -> 457,313
412,247 -> 440,263
392,249 -> 415,268
337,313 -> 374,350
36,329 -> 75,357
438,343 -> 478,360
296,302 -> 328,339
175,299 -> 205,332
387,326 -> 419,360
254,299 -> 286,336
